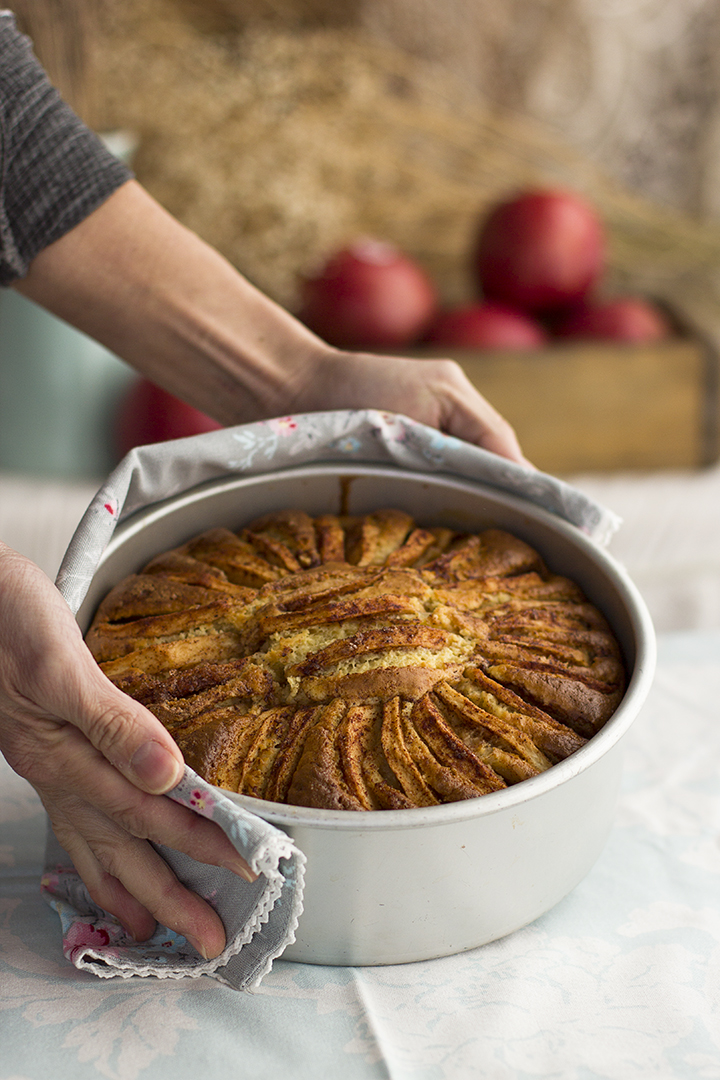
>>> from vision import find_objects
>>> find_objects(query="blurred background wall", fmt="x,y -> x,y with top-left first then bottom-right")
6,0 -> 720,477
11,0 -> 720,301
43,0 -> 720,220
360,0 -> 720,222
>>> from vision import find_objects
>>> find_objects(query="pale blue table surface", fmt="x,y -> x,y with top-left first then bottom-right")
2,630 -> 719,1080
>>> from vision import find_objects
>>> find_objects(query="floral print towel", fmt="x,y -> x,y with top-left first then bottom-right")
42,769 -> 306,989
56,409 -> 620,615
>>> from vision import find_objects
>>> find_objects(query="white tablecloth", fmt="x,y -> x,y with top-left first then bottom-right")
570,466 -> 720,632
2,628 -> 719,1080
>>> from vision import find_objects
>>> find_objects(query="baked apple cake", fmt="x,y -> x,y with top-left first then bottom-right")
86,508 -> 626,810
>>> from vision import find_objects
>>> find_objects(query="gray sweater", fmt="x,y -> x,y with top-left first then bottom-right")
0,11 -> 131,285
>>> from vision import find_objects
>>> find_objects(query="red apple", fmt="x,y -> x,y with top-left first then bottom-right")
554,297 -> 671,343
425,302 -> 547,349
297,238 -> 438,349
114,378 -> 222,458
474,189 -> 606,314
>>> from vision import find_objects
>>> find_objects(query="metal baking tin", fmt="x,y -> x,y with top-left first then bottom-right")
76,464 -> 657,966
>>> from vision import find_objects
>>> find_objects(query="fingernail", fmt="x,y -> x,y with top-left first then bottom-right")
130,740 -> 183,793
184,934 -> 211,960
222,857 -> 259,884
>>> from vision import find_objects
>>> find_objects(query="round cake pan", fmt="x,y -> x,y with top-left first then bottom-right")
76,463 -> 656,966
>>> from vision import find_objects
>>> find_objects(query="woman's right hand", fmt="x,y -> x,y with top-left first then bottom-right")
0,542 -> 256,959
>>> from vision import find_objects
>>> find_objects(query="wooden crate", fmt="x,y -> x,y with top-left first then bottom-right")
411,335 -> 719,474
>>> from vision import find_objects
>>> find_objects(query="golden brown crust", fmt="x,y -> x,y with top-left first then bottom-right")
86,509 -> 626,810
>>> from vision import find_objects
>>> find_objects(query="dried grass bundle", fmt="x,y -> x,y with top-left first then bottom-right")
84,0 -> 720,350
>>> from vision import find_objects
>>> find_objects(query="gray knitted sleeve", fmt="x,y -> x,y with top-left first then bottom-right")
0,11 -> 133,285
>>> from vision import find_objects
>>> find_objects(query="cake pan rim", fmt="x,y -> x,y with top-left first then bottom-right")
82,462 -> 655,831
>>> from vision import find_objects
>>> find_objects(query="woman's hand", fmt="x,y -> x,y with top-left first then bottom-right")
0,542 -> 255,959
287,347 -> 529,464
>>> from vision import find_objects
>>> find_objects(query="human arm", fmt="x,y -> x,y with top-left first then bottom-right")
14,178 -> 527,463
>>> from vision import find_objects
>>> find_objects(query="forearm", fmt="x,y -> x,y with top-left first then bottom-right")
15,178 -> 527,462
14,179 -> 334,422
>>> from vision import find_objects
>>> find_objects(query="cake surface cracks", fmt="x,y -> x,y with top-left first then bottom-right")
86,509 -> 626,811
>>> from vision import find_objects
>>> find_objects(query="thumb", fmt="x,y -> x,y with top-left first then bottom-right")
1,549 -> 185,795
51,642 -> 185,794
